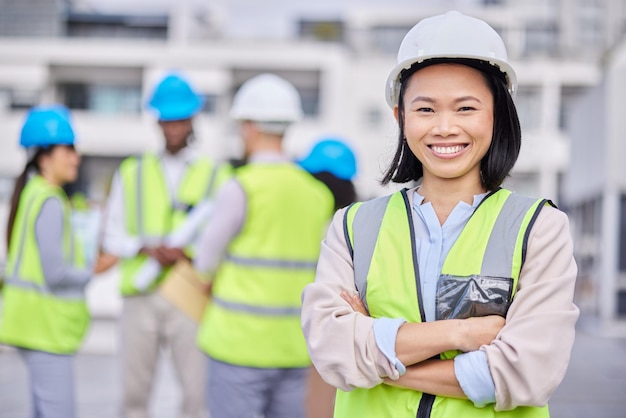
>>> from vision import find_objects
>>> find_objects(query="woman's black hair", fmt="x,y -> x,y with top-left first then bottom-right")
6,146 -> 56,248
381,58 -> 522,191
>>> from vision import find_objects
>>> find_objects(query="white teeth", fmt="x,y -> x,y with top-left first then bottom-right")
431,145 -> 464,154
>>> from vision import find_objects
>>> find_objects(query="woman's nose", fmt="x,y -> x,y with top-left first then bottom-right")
431,113 -> 458,136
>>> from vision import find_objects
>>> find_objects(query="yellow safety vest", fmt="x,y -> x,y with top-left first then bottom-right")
0,175 -> 89,354
337,188 -> 552,418
118,153 -> 232,295
197,163 -> 334,368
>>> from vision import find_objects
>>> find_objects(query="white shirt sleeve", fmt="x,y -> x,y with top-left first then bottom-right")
193,178 -> 246,275
101,170 -> 143,258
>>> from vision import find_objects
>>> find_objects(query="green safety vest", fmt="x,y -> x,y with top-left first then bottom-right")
118,153 -> 232,295
0,175 -> 89,354
197,163 -> 334,368
337,188 -> 552,418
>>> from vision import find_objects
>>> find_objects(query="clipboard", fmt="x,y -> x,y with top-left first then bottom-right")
158,259 -> 210,323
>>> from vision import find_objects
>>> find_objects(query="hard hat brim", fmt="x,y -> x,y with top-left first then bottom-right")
385,55 -> 517,109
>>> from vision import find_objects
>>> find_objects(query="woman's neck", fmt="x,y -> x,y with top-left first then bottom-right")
418,176 -> 486,225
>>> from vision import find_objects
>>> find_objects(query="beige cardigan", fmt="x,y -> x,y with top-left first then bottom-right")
301,188 -> 579,411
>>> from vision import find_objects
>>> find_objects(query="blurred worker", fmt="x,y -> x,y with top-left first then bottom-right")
298,137 -> 358,211
298,137 -> 358,418
0,105 -> 99,418
102,72 -> 231,418
194,73 -> 334,418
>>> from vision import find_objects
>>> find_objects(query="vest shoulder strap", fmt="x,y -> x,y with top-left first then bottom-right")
344,192 -> 407,307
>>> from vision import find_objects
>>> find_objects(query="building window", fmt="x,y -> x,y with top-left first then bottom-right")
370,25 -> 413,54
364,107 -> 382,127
524,21 -> 558,57
577,0 -> 604,49
299,20 -> 344,43
618,194 -> 626,272
560,86 -> 587,130
200,94 -> 218,115
514,86 -> 542,132
0,88 -> 40,110
58,83 -> 141,114
66,14 -> 168,39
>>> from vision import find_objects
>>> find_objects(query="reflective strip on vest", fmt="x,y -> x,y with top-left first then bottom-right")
216,254 -> 316,317
480,193 -> 545,278
6,192 -> 83,301
212,296 -> 301,316
351,195 -> 392,312
224,253 -> 317,270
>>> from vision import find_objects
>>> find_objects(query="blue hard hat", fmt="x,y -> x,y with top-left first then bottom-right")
299,138 -> 357,181
19,104 -> 75,148
147,72 -> 204,121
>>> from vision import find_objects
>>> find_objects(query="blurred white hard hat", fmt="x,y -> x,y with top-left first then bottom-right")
230,73 -> 303,123
385,10 -> 517,109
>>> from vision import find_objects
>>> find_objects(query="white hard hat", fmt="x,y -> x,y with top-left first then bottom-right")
230,73 -> 303,123
385,10 -> 517,109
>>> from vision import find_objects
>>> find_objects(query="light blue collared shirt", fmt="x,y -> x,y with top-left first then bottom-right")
372,189 -> 496,406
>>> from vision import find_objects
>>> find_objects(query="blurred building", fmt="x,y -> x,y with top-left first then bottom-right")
563,37 -> 626,337
0,0 -> 624,333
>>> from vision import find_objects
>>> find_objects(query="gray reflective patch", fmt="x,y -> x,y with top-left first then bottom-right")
481,194 -> 538,277
351,195 -> 392,311
213,296 -> 301,316
435,274 -> 513,320
5,276 -> 85,301
224,254 -> 316,270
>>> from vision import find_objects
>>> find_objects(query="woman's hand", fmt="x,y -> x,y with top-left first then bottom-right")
93,252 -> 118,274
340,291 -> 369,315
455,315 -> 505,352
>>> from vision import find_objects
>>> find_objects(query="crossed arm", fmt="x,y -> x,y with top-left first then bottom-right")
340,291 -> 503,398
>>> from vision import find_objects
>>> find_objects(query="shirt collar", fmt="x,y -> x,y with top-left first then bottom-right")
412,188 -> 488,209
158,146 -> 198,164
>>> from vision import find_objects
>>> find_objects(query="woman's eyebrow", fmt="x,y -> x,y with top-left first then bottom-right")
455,95 -> 481,103
410,96 -> 435,104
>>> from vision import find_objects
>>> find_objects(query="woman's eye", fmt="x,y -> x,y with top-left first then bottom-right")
459,106 -> 475,111
417,107 -> 433,113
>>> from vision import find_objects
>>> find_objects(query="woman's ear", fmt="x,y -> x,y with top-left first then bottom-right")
393,104 -> 399,122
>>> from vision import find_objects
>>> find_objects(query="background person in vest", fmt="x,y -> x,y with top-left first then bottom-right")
102,72 -> 230,418
297,137 -> 358,418
301,11 -> 579,418
0,105 -> 98,418
298,137 -> 358,212
193,73 -> 334,418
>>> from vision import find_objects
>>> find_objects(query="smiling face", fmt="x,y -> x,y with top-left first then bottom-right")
398,63 -> 494,192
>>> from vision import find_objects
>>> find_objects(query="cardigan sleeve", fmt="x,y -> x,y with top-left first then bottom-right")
301,209 -> 399,391
483,206 -> 579,410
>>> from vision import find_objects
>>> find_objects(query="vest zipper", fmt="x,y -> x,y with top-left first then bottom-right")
416,393 -> 436,418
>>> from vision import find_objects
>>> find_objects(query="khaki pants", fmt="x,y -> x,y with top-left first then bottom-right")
120,292 -> 207,418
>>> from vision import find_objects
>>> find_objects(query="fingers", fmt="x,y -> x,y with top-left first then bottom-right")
340,291 -> 369,315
